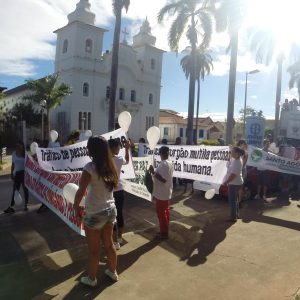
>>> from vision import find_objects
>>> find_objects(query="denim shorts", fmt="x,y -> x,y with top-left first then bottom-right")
84,206 -> 117,230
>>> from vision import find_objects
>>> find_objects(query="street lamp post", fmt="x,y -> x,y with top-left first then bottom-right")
40,100 -> 47,141
243,69 -> 260,137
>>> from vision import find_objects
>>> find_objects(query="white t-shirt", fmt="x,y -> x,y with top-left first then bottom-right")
48,141 -> 60,148
12,151 -> 25,174
83,162 -> 115,214
153,160 -> 174,200
113,155 -> 126,191
224,158 -> 243,185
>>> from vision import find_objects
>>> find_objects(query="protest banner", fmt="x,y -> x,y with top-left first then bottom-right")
24,155 -> 85,236
248,145 -> 300,176
35,128 -> 135,179
122,157 -> 152,202
138,144 -> 230,191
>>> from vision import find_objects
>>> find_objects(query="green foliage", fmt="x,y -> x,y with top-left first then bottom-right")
201,139 -> 220,146
112,0 -> 130,15
239,106 -> 264,122
181,46 -> 213,80
158,0 -> 213,52
22,74 -> 71,131
23,74 -> 71,111
4,102 -> 41,127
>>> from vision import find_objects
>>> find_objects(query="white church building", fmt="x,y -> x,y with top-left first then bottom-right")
4,0 -> 164,142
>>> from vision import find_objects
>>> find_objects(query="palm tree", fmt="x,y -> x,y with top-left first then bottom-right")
211,0 -> 246,145
108,0 -> 130,132
249,29 -> 284,141
287,59 -> 300,100
23,74 -> 71,136
180,46 -> 213,144
158,0 -> 213,144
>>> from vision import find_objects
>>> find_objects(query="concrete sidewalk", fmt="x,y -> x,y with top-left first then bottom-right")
1,186 -> 300,300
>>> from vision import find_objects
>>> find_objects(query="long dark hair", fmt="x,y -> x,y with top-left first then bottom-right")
87,136 -> 118,191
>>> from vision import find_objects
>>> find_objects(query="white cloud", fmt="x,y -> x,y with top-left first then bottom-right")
250,95 -> 257,99
0,0 -> 278,79
282,88 -> 298,100
0,0 -> 174,77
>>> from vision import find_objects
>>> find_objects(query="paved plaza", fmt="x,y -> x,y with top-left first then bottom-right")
1,169 -> 300,300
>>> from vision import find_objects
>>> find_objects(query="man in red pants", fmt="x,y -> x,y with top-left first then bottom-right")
149,146 -> 174,239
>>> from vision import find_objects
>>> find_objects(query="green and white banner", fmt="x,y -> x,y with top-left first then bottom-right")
122,157 -> 152,202
248,145 -> 300,175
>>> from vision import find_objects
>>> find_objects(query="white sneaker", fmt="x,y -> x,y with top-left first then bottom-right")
114,242 -> 121,250
80,276 -> 97,287
254,194 -> 260,200
105,269 -> 119,282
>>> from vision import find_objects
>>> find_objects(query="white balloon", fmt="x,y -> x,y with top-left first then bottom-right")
63,183 -> 85,206
118,111 -> 132,133
205,189 -> 215,200
147,126 -> 160,150
85,130 -> 92,138
14,190 -> 23,206
30,142 -> 38,155
50,130 -> 58,142
63,183 -> 79,204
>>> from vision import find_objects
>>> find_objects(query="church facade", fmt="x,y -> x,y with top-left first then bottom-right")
4,0 -> 164,142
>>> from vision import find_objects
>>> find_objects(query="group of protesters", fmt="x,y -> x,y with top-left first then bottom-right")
3,128 -> 300,288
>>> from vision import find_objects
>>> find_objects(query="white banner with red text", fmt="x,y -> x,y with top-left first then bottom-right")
24,155 -> 85,236
36,128 -> 135,179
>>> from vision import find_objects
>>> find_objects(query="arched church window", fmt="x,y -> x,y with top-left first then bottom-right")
106,86 -> 110,99
130,90 -> 136,102
83,83 -> 89,97
63,39 -> 68,53
85,39 -> 93,53
149,93 -> 153,104
119,88 -> 125,100
151,58 -> 155,70
78,112 -> 82,130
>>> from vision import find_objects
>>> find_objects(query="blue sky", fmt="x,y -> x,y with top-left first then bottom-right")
0,0 -> 299,121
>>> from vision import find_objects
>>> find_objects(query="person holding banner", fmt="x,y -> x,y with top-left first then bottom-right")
73,136 -> 119,287
237,140 -> 248,202
4,142 -> 29,213
254,139 -> 270,202
223,147 -> 244,222
149,146 -> 174,239
108,138 -> 130,249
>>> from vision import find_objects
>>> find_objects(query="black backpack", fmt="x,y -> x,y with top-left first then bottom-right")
144,169 -> 153,194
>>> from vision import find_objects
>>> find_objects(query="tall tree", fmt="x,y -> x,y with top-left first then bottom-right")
23,74 -> 71,136
212,0 -> 246,144
158,0 -> 213,144
249,29 -> 284,141
180,46 -> 213,143
287,59 -> 300,100
108,0 -> 130,131
5,102 -> 41,127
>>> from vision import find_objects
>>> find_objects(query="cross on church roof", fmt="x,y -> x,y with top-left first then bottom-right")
122,27 -> 129,44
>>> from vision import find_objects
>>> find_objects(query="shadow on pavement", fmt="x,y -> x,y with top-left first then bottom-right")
241,193 -> 300,231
